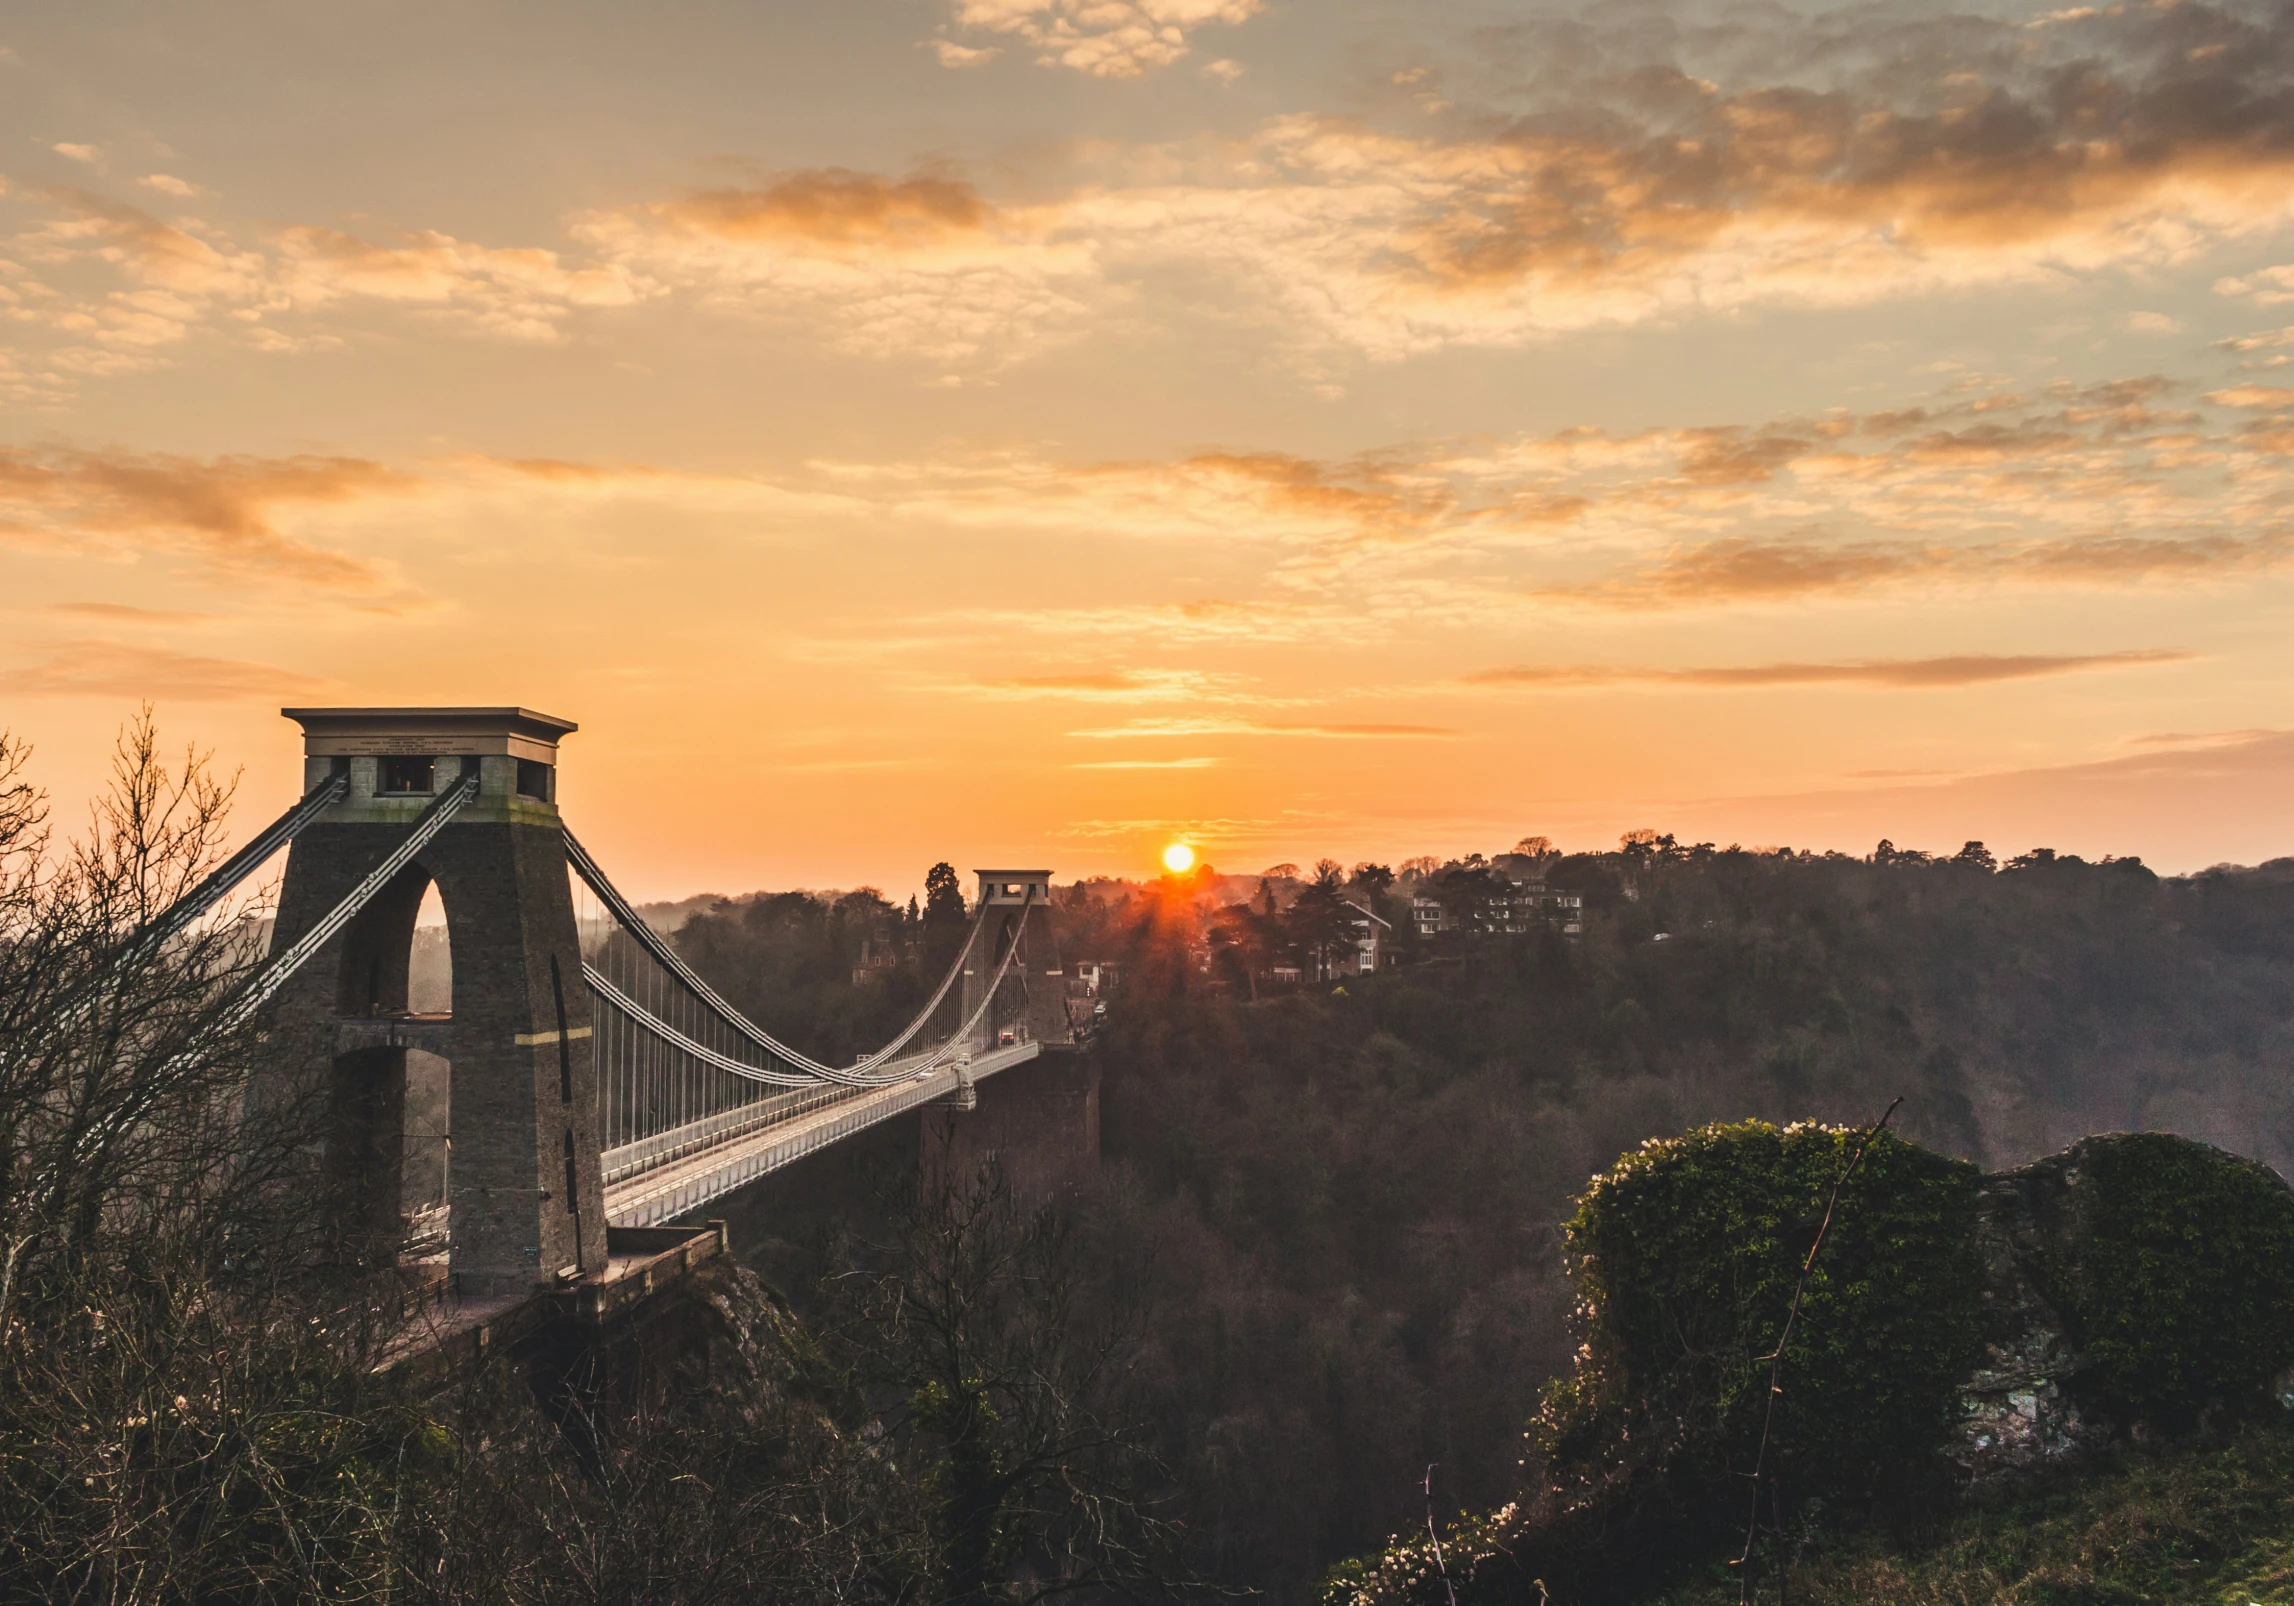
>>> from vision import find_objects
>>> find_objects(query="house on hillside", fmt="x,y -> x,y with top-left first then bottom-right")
1412,862 -> 1583,940
1410,891 -> 1447,940
1492,854 -> 1582,933
1502,881 -> 1583,935
1340,899 -> 1390,974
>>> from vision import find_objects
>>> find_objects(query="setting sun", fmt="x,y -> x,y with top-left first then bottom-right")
1162,843 -> 1195,874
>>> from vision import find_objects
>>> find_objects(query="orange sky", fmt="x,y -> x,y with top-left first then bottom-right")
9,0 -> 2294,896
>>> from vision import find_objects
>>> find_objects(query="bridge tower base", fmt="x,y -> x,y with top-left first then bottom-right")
922,1046 -> 1100,1201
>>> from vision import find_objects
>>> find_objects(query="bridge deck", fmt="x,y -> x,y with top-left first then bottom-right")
601,1040 -> 1042,1227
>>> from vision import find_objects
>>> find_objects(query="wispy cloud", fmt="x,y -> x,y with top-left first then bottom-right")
43,600 -> 215,625
573,169 -> 1097,364
1464,650 -> 2193,691
0,444 -> 408,590
0,638 -> 329,700
1071,755 -> 1222,769
270,223 -> 652,341
1,185 -> 652,390
966,667 -> 1239,701
772,374 -> 2293,609
1070,717 -> 1452,739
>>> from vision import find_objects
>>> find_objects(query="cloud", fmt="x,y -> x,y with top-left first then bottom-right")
811,445 -> 1452,549
1550,537 -> 1943,606
574,169 -> 1099,363
2218,264 -> 2294,304
43,600 -> 214,625
2219,325 -> 2294,353
0,445 -> 408,589
1072,756 -> 1222,769
2208,384 -> 2294,408
0,638 -> 329,700
271,223 -> 651,341
49,143 -> 99,165
9,186 -> 266,357
968,667 -> 1237,700
1464,649 -> 2193,691
2015,532 -> 2291,579
640,170 -> 991,247
1,187 -> 652,385
839,3 -> 2294,361
976,597 -> 1358,644
932,40 -> 1001,67
448,365 -> 2294,620
943,0 -> 1261,77
136,174 -> 205,199
1070,717 -> 1453,739
25,0 -> 2294,386
1270,3 -> 2294,347
1547,529 -> 2291,609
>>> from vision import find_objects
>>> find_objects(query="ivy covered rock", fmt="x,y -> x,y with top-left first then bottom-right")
1960,1133 -> 2294,1475
1328,1126 -> 2294,1605
1540,1120 -> 1986,1515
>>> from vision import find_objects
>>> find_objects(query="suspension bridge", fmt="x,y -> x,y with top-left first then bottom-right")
157,707 -> 1094,1332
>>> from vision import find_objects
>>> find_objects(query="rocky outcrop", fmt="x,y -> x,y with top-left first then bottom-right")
1955,1143 -> 2106,1476
1952,1134 -> 2294,1478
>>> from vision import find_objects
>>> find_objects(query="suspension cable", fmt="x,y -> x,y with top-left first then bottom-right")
911,898 -> 1031,1075
125,768 -> 350,966
562,828 -> 997,1084
217,769 -> 479,1030
585,969 -> 821,1087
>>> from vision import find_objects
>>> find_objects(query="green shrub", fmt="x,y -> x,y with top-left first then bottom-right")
2041,1133 -> 2294,1427
1544,1119 -> 1985,1502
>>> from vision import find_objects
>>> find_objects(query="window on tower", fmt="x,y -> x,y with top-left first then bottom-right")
379,755 -> 435,795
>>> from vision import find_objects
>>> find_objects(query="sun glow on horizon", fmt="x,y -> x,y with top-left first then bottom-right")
1162,842 -> 1195,874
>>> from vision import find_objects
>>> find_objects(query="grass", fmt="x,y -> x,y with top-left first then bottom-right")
1647,1423 -> 2294,1605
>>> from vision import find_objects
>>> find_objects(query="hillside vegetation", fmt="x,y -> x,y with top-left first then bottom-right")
1066,851 -> 2286,1590
683,839 -> 2294,1602
1650,1425 -> 2294,1606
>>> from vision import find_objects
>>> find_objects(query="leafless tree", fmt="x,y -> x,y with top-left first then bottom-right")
821,1153 -> 1185,1605
0,712 -> 425,1599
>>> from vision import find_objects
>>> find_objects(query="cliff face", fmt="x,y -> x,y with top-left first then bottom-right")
1957,1143 -> 2111,1476
1956,1134 -> 2294,1478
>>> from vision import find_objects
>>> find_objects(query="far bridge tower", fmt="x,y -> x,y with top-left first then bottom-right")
961,870 -> 1071,1050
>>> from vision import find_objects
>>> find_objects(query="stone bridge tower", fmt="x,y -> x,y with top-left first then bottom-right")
959,870 -> 1072,1048
271,707 -> 607,1298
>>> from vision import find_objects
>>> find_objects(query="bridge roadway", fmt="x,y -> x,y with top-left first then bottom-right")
600,1039 -> 1042,1228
